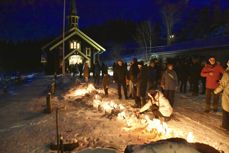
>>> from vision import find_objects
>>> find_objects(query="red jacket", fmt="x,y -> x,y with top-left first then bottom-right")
201,64 -> 224,89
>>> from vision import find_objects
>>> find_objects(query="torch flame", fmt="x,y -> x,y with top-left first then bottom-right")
187,132 -> 194,143
72,84 -> 174,140
74,84 -> 96,96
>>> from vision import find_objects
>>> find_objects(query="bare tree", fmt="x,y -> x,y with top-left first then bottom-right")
155,0 -> 189,45
135,21 -> 155,61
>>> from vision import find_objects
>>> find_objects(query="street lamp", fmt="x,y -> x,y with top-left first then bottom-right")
169,34 -> 175,39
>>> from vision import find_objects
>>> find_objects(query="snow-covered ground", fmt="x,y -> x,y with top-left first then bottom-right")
0,75 -> 228,153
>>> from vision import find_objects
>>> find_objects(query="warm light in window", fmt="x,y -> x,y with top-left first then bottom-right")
77,43 -> 80,50
69,55 -> 83,65
70,42 -> 74,49
70,41 -> 80,50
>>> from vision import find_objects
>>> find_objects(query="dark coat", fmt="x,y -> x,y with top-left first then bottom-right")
137,65 -> 148,97
129,63 -> 139,83
148,66 -> 157,83
113,64 -> 127,83
94,63 -> 101,76
179,63 -> 189,81
190,63 -> 201,80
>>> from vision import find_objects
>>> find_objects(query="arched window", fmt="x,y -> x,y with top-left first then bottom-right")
70,41 -> 81,50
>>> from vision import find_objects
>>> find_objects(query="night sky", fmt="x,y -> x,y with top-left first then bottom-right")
0,0 -> 229,41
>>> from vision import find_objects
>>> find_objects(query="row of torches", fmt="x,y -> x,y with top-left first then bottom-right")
72,84 -> 194,143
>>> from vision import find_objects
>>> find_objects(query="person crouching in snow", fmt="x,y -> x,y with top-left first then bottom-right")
139,90 -> 173,121
103,71 -> 110,96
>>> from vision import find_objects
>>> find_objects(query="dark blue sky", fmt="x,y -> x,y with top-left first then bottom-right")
0,0 -> 229,41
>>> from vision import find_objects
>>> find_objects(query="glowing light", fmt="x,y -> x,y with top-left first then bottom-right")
74,89 -> 88,96
74,84 -> 96,96
187,132 -> 194,143
69,55 -> 83,65
72,84 -> 175,140
117,112 -> 126,120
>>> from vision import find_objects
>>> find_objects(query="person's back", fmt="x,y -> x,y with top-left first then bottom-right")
161,69 -> 178,91
114,64 -> 127,83
129,62 -> 139,83
156,91 -> 173,117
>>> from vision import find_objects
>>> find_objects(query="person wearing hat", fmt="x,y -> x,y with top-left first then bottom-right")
214,60 -> 229,131
161,62 -> 178,107
201,57 -> 224,113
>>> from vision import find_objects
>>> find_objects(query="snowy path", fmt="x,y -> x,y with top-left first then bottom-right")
0,77 -> 228,153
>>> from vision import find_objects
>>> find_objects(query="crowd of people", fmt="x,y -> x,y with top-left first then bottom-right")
81,56 -> 229,130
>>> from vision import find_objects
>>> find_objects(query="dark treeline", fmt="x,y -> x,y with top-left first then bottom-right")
0,39 -> 50,72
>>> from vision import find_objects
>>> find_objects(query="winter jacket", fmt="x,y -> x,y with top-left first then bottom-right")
190,63 -> 201,80
83,64 -> 89,78
94,63 -> 101,76
140,90 -> 173,117
201,63 -> 224,89
129,63 -> 139,83
179,63 -> 189,81
137,65 -> 148,97
113,64 -> 127,83
214,67 -> 229,112
148,66 -> 157,83
161,69 -> 178,91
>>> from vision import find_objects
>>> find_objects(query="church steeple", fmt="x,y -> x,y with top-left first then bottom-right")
69,0 -> 79,28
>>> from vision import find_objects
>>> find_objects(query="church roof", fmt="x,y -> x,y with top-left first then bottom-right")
42,27 -> 106,53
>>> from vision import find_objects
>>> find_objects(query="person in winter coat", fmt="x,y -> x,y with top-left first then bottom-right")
128,58 -> 139,98
201,57 -> 224,112
139,90 -> 173,120
83,62 -> 89,83
103,70 -> 110,96
214,60 -> 229,131
113,59 -> 128,99
147,60 -> 157,90
101,62 -> 108,79
161,63 -> 178,106
93,61 -> 101,86
135,61 -> 148,107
